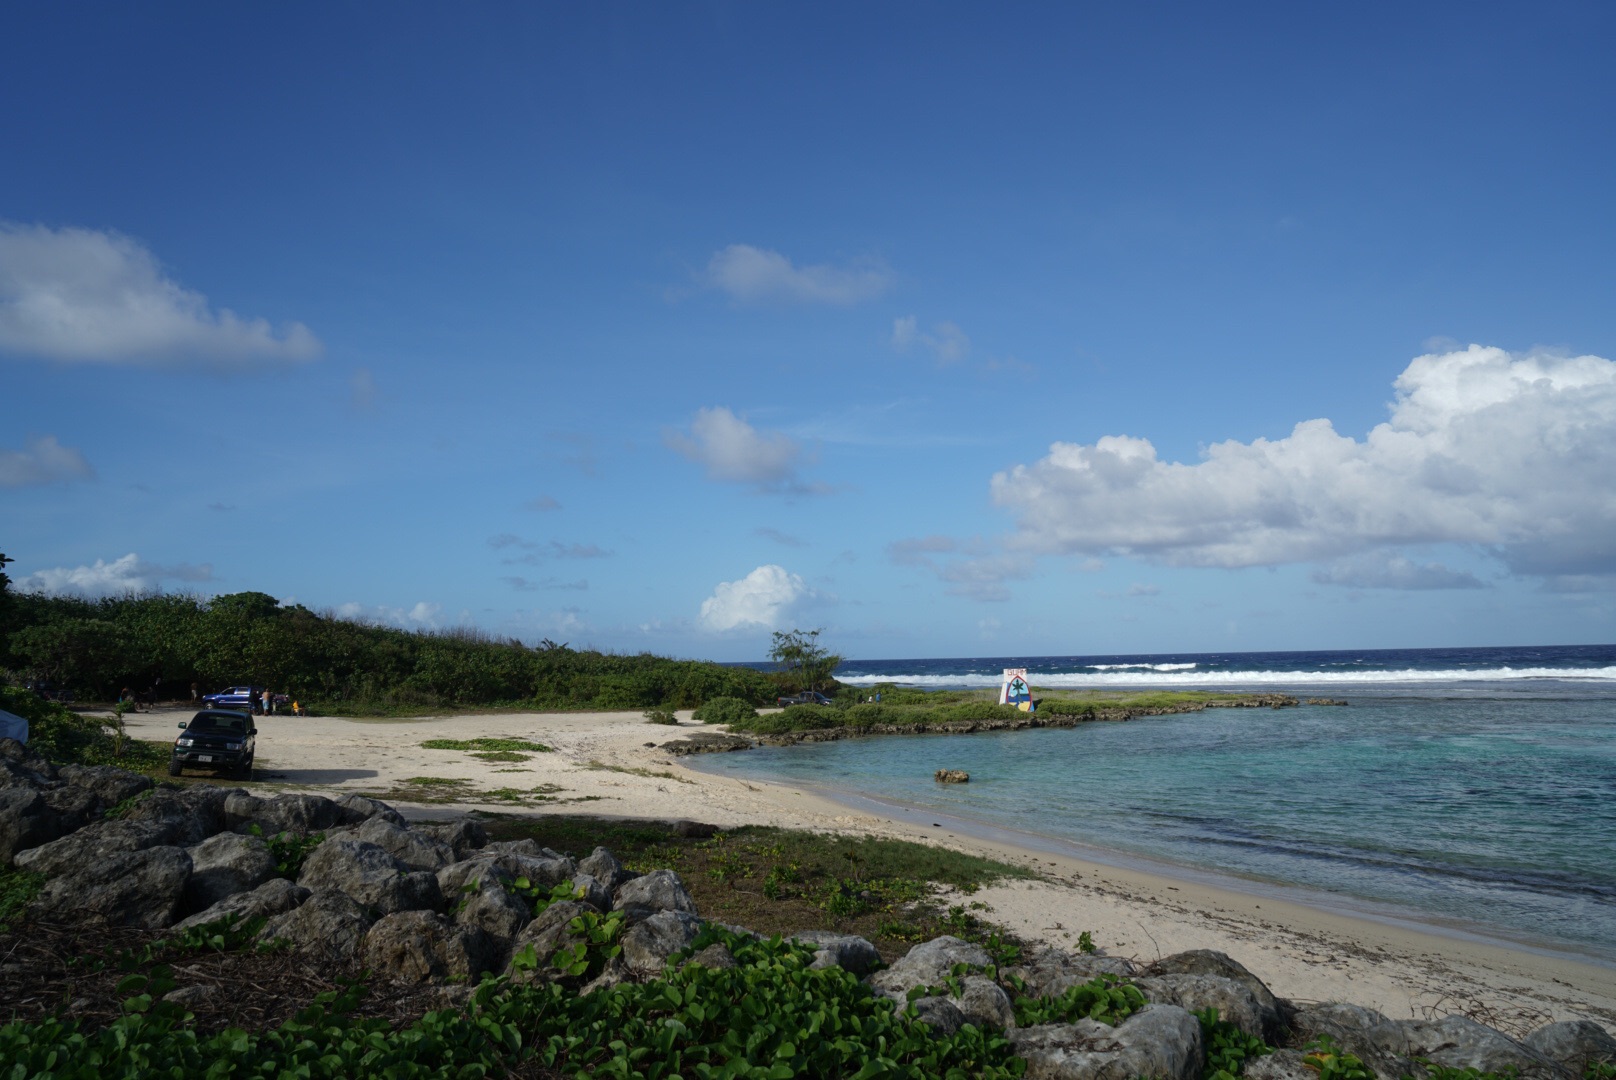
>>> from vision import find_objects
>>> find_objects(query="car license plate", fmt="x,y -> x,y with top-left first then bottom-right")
198,755 -> 213,762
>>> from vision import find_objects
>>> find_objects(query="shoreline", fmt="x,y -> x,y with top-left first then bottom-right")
116,705 -> 1616,1032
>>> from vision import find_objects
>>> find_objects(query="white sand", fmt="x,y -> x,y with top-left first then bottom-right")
124,705 -> 1616,1034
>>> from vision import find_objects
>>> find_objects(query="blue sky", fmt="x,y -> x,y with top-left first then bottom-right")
4,3 -> 1615,660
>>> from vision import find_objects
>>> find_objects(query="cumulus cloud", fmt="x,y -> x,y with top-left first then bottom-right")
0,222 -> 321,367
0,434 -> 94,488
891,316 -> 970,365
1311,552 -> 1484,590
17,552 -> 212,597
992,346 -> 1616,583
699,564 -> 808,631
666,406 -> 825,494
705,244 -> 890,305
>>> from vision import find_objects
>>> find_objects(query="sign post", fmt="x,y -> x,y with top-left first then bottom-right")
1000,668 -> 1033,712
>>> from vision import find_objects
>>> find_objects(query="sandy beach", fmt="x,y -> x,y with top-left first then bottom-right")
123,705 -> 1616,1035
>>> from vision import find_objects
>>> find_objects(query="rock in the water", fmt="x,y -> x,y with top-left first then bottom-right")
869,936 -> 993,1003
612,869 -> 698,922
506,900 -> 601,983
1005,945 -> 1136,997
356,816 -> 456,871
1009,1005 -> 1204,1080
934,769 -> 970,783
297,837 -> 442,914
183,832 -> 277,913
335,793 -> 406,827
417,819 -> 487,859
1524,1020 -> 1616,1073
953,974 -> 1016,1030
578,846 -> 636,891
175,877 -> 310,930
259,887 -> 374,961
362,910 -> 495,984
792,930 -> 882,975
31,845 -> 192,929
621,910 -> 704,977
1145,950 -> 1287,1038
1137,973 -> 1280,1042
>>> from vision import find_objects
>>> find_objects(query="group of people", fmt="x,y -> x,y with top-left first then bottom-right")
254,689 -> 307,716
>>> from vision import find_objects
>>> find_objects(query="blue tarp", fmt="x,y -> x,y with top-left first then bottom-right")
0,709 -> 29,745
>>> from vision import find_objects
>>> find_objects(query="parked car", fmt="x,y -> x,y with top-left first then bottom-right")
171,709 -> 256,778
775,691 -> 833,706
201,686 -> 263,710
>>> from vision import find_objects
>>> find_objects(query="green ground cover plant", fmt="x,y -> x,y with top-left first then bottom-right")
0,685 -> 168,772
0,867 -> 43,933
419,737 -> 552,752
691,695 -> 758,724
643,708 -> 679,725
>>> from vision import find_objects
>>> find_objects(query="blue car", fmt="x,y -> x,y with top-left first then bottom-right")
201,686 -> 263,710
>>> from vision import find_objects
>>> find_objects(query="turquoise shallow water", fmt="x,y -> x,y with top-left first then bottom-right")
689,691 -> 1616,960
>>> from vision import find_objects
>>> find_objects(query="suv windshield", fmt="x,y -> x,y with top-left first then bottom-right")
188,716 -> 248,734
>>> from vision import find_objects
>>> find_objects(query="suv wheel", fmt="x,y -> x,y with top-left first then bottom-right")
167,760 -> 183,777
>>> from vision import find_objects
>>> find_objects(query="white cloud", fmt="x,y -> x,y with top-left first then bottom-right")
699,564 -> 808,631
666,406 -> 825,494
0,222 -> 321,366
891,316 -> 970,365
17,552 -> 212,597
992,346 -> 1616,583
1311,552 -> 1484,590
333,600 -> 444,628
0,434 -> 94,488
705,244 -> 890,305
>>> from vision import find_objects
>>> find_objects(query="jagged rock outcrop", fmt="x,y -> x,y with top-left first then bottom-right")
335,792 -> 407,827
792,930 -> 883,975
417,819 -> 487,858
297,837 -> 442,914
1009,1004 -> 1205,1080
1525,1020 -> 1616,1074
578,845 -> 636,890
505,900 -> 601,983
621,910 -> 704,977
453,874 -> 531,968
612,868 -> 697,922
183,831 -> 277,913
869,935 -> 993,1004
1144,949 -> 1288,1040
1,787 -> 72,863
259,887 -> 374,961
362,910 -> 496,984
355,816 -> 456,872
175,877 -> 309,930
1006,944 -> 1137,997
32,845 -> 193,929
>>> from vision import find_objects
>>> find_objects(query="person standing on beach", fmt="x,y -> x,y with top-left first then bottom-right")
262,688 -> 274,716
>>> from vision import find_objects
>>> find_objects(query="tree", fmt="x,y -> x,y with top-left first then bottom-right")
768,628 -> 842,694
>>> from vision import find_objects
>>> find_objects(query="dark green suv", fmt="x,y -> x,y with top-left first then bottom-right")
171,710 -> 256,778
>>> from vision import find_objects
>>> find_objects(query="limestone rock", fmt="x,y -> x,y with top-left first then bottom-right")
417,819 -> 487,859
1243,1049 -> 1315,1080
1145,950 -> 1287,1037
1290,1003 -> 1415,1080
1008,1005 -> 1204,1080
1383,1016 -> 1569,1080
910,995 -> 968,1035
163,984 -> 218,1008
482,850 -> 575,889
454,874 -> 531,957
438,857 -> 502,899
685,942 -> 738,970
952,974 -> 1016,1030
578,846 -> 636,891
14,818 -> 179,878
792,930 -> 882,975
122,785 -> 230,845
1524,1020 -> 1616,1073
248,793 -> 347,837
39,785 -> 98,830
570,873 -> 613,912
612,868 -> 698,922
175,877 -> 310,930
335,793 -> 406,827
1137,973 -> 1280,1042
621,910 -> 704,977
259,887 -> 374,961
869,936 -> 993,1003
1,786 -> 71,864
506,900 -> 601,983
31,845 -> 192,929
184,831 -> 277,913
362,910 -> 495,984
483,838 -> 546,858
672,819 -> 719,838
297,837 -> 442,914
1006,945 -> 1137,998
356,816 -> 455,871
934,769 -> 970,783
56,764 -> 152,808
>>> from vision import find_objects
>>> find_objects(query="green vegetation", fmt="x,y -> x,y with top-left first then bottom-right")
0,589 -> 779,713
0,684 -> 169,771
585,761 -> 694,784
246,824 -> 326,878
1199,1007 -> 1271,1080
692,695 -> 758,724
1303,1034 -> 1376,1080
1012,974 -> 1146,1027
419,737 -> 552,752
643,708 -> 679,725
769,627 -> 841,694
0,867 -> 43,933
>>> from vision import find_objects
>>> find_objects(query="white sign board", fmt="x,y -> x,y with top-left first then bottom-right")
999,668 -> 1031,709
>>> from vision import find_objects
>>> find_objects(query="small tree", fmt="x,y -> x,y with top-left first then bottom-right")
768,629 -> 842,695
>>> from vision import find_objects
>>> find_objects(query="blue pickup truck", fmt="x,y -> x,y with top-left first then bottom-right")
201,686 -> 264,710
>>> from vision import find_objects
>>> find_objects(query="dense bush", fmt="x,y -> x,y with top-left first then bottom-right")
0,591 -> 778,713
0,685 -> 166,769
690,695 -> 758,725
728,700 -> 1030,735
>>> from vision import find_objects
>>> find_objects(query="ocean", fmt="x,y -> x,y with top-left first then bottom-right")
697,644 -> 1616,962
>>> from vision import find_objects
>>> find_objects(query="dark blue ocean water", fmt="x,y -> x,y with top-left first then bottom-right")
702,644 -> 1616,959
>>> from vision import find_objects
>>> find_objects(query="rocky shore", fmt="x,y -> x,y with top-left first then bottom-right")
4,734 -> 1614,1080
